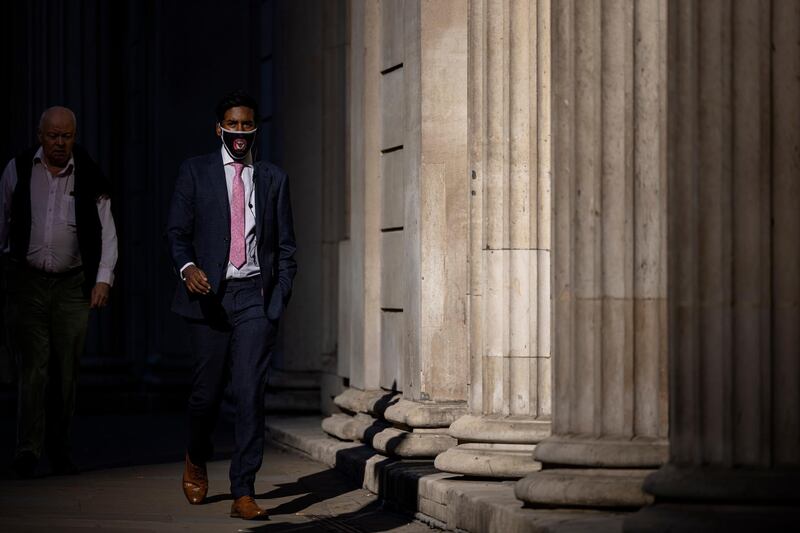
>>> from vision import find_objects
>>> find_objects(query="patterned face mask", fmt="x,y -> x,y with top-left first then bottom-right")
219,126 -> 258,160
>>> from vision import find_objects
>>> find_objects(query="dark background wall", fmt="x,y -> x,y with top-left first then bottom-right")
0,0 -> 267,408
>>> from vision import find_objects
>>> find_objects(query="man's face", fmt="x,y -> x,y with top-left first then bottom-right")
216,106 -> 256,136
38,111 -> 76,168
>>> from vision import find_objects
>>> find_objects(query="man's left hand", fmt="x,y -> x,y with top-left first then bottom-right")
90,282 -> 111,308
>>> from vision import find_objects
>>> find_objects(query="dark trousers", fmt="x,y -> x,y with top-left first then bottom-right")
6,263 -> 88,461
186,276 -> 275,499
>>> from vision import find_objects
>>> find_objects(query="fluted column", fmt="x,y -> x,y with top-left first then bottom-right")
434,0 -> 552,478
516,0 -> 669,507
627,1 -> 800,530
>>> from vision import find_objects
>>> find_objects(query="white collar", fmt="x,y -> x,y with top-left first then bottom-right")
33,146 -> 75,176
220,144 -> 253,167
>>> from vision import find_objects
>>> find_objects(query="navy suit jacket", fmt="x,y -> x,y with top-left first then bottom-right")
166,150 -> 297,320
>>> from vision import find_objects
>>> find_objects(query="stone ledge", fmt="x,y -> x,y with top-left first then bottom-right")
266,415 -> 627,533
266,414 -> 362,467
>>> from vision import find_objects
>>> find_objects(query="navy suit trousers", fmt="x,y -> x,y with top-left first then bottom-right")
185,276 -> 275,499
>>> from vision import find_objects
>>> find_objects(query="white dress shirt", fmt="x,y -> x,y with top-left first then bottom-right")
0,148 -> 118,285
180,146 -> 260,280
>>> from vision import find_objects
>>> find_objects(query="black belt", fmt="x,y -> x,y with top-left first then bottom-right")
224,275 -> 260,283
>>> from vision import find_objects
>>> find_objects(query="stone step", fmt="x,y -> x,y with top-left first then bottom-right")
266,415 -> 628,533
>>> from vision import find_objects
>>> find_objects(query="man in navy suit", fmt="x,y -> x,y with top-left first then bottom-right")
166,89 -> 296,520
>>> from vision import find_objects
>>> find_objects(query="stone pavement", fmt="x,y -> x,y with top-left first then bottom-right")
0,413 -> 439,533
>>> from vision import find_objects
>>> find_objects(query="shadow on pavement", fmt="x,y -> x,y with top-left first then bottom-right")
246,445 -> 428,533
0,411 -> 235,479
253,469 -> 419,532
250,500 -> 419,532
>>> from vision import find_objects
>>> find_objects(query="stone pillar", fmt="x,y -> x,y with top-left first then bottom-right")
318,0 -> 349,415
326,0 -> 470,458
434,0 -> 552,478
369,0 -> 470,457
269,0 -> 349,415
322,0 -> 386,442
626,1 -> 800,530
516,0 -> 669,507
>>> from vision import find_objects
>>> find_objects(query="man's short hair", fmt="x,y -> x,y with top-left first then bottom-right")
215,89 -> 259,122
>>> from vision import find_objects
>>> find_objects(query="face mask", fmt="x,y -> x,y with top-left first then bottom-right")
219,126 -> 257,160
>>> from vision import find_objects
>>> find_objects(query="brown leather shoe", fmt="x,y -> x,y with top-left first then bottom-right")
230,496 -> 268,520
182,453 -> 208,504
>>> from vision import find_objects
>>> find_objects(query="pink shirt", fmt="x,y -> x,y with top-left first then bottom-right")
179,146 -> 259,281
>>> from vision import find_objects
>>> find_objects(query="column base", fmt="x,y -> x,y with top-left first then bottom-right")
333,388 -> 397,415
515,468 -> 655,509
642,464 -> 800,504
384,399 -> 467,428
624,503 -> 800,533
434,415 -> 551,478
372,426 -> 456,457
366,399 -> 465,457
435,443 -> 540,477
328,396 -> 464,457
323,388 -> 398,443
623,464 -> 800,532
534,435 -> 668,468
448,414 -> 551,443
322,412 -> 389,442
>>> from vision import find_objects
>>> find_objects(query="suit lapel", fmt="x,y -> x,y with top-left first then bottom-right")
208,151 -> 230,228
254,161 -> 273,245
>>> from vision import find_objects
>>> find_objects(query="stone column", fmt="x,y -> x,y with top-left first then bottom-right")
326,0 -> 470,458
318,0 -> 349,415
267,0 -> 349,415
372,0 -> 471,458
516,0 -> 669,507
434,0 -> 552,478
627,1 -> 800,530
322,0 -> 387,443
373,0 -> 469,457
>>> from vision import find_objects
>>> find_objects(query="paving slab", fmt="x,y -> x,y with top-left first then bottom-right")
0,414 -> 440,533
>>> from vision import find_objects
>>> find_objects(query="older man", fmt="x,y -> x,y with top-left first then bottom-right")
0,107 -> 118,478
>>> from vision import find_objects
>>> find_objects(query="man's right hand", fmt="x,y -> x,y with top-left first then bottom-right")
183,265 -> 212,295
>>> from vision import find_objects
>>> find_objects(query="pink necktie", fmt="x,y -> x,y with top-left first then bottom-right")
229,162 -> 246,269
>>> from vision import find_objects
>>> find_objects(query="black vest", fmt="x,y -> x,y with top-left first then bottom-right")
11,145 -> 110,296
